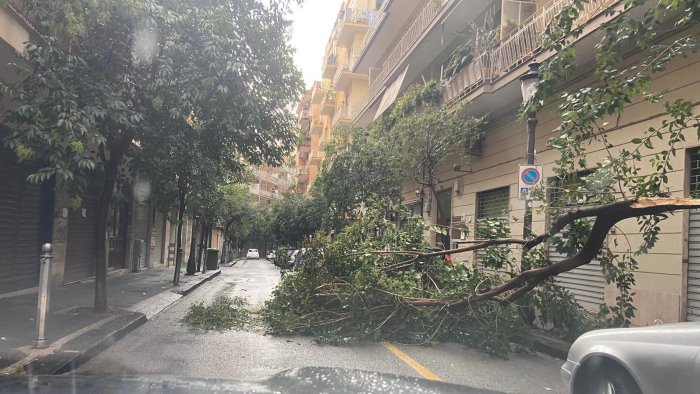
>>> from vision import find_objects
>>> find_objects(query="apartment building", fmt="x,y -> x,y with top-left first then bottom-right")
302,0 -> 700,326
248,165 -> 296,204
295,0 -> 382,193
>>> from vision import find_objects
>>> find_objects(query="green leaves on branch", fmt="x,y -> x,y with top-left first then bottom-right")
264,201 -> 594,357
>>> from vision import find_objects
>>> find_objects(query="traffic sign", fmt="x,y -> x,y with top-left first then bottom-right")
518,165 -> 543,199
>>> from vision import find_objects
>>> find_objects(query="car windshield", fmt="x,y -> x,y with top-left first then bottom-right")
1,1 -> 698,393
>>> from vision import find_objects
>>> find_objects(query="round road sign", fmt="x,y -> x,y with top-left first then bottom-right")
521,167 -> 541,186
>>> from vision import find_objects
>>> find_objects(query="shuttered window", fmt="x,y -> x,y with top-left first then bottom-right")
476,187 -> 509,268
548,173 -> 606,312
687,148 -> 700,321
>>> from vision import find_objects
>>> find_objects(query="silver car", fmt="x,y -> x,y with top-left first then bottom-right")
561,322 -> 700,393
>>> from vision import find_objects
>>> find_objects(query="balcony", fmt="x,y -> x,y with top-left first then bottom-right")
297,168 -> 309,183
299,137 -> 311,160
320,90 -> 336,116
331,103 -> 353,127
310,150 -> 322,165
444,0 -> 619,103
337,8 -> 378,44
352,0 -> 451,122
351,0 -> 390,72
311,114 -> 323,135
6,0 -> 38,31
322,52 -> 338,79
311,81 -> 323,104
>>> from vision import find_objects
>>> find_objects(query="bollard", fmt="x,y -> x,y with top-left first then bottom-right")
34,243 -> 53,348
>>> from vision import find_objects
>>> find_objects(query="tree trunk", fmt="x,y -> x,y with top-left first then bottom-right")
93,138 -> 130,313
173,187 -> 186,285
186,217 -> 199,275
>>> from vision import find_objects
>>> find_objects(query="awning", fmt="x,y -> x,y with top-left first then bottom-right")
373,66 -> 409,121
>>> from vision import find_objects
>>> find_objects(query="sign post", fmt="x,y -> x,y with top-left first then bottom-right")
518,165 -> 543,200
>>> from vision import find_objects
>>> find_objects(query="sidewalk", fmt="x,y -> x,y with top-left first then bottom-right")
0,265 -> 220,375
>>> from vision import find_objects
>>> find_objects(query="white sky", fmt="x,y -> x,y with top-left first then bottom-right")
290,0 -> 344,89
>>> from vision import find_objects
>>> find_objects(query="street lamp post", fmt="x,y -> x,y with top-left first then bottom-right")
519,62 -> 540,269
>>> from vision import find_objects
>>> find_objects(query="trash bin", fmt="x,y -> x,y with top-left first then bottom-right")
205,248 -> 220,270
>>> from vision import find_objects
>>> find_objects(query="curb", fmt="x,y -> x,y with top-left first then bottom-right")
25,312 -> 147,375
26,270 -> 220,375
53,313 -> 147,375
530,331 -> 571,360
176,269 -> 221,296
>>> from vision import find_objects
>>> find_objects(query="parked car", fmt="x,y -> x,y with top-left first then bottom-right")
246,249 -> 259,259
292,248 -> 307,270
266,250 -> 276,260
288,249 -> 299,266
561,322 -> 700,394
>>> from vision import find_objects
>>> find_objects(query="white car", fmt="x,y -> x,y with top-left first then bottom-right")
266,251 -> 276,260
561,322 -> 700,394
245,249 -> 259,259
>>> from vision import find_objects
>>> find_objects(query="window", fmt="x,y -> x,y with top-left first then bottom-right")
407,202 -> 423,217
476,187 -> 509,220
690,148 -> 700,197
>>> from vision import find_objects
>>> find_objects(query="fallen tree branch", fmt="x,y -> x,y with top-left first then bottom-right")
395,198 -> 700,308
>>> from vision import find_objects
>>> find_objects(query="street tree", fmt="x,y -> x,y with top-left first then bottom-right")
265,0 -> 700,353
315,127 -> 404,228
268,194 -> 323,246
1,0 -> 302,310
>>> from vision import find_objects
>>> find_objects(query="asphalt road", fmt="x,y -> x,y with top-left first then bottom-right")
77,259 -> 566,393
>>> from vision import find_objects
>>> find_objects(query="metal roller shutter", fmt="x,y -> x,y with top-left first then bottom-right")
134,200 -> 150,269
687,149 -> 700,321
64,197 -> 99,283
549,242 -> 606,312
547,171 -> 605,312
687,209 -> 700,321
150,210 -> 166,266
0,150 -> 42,293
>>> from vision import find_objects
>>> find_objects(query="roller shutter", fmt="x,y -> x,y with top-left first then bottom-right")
687,210 -> 700,321
0,150 -> 43,293
134,199 -> 150,269
687,149 -> 700,321
549,241 -> 606,312
150,210 -> 166,266
64,197 -> 99,283
547,172 -> 606,312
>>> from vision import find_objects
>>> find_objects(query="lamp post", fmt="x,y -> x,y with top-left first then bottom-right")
520,62 -> 540,269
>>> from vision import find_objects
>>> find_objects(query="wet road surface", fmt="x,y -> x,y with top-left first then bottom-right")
77,259 -> 566,393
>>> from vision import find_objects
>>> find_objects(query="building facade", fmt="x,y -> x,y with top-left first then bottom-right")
0,2 -> 198,295
295,0 -> 381,193
297,0 -> 700,325
248,165 -> 296,204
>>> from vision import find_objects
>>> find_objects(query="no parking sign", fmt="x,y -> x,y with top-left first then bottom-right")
518,165 -> 543,199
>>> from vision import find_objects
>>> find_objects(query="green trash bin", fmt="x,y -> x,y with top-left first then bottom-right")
205,248 -> 220,270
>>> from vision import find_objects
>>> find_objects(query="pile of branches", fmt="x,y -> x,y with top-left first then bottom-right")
264,198 -> 700,357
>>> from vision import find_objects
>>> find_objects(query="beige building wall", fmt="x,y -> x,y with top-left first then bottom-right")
402,53 -> 700,326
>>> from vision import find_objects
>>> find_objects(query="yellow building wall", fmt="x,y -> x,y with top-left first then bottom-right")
401,53 -> 700,326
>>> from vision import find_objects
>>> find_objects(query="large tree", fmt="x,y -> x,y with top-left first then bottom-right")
1,0 -> 302,310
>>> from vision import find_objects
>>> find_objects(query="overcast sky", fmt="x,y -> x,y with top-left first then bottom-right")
290,0 -> 344,89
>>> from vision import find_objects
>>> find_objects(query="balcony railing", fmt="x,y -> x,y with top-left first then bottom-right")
7,0 -> 38,30
353,0 -> 451,121
320,90 -> 336,112
444,0 -> 617,103
344,8 -> 376,25
255,171 -> 281,185
331,103 -> 353,126
352,1 -> 391,71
